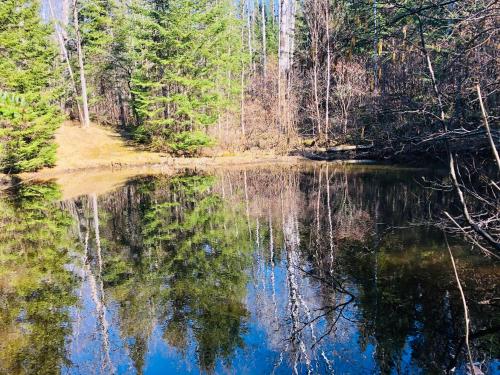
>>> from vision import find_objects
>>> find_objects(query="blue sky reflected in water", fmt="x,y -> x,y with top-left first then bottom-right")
0,166 -> 498,374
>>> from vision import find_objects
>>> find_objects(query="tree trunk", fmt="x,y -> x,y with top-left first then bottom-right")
62,0 -> 70,39
278,0 -> 297,136
73,0 -> 91,128
270,0 -> 275,25
48,0 -> 83,124
278,0 -> 296,76
373,0 -> 379,88
240,23 -> 246,137
324,1 -> 331,141
247,0 -> 254,75
261,0 -> 267,78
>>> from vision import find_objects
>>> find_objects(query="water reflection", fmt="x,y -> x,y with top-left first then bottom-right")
0,165 -> 498,374
0,182 -> 77,374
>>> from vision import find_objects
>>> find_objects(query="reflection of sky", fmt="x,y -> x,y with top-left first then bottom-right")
3,170 -> 498,374
64,250 -> 381,374
66,281 -> 134,374
57,190 -> 498,374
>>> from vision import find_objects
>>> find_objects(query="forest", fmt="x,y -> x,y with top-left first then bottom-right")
0,1 -> 499,373
0,0 -> 497,161
0,0 -> 498,259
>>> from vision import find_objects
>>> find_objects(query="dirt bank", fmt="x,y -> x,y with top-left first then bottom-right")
0,123 -> 395,199
17,122 -> 302,178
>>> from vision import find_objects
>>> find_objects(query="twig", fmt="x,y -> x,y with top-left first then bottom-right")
444,234 -> 476,375
443,212 -> 500,260
449,155 -> 500,251
476,85 -> 500,170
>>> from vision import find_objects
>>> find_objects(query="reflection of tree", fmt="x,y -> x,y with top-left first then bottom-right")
80,173 -> 253,373
238,165 -> 498,374
2,166 -> 495,374
0,182 -> 77,374
151,175 -> 252,371
339,230 -> 500,374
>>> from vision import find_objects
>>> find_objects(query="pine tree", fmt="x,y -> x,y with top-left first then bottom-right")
0,0 -> 63,173
130,0 -> 245,155
74,0 -> 116,123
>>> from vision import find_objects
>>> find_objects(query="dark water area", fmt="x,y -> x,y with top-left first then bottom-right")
0,164 -> 498,374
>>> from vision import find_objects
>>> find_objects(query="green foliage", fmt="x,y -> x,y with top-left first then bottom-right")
77,0 -> 116,110
129,0 -> 245,155
91,173 -> 253,372
0,182 -> 77,374
139,174 -> 252,369
0,0 -> 62,173
0,92 -> 63,172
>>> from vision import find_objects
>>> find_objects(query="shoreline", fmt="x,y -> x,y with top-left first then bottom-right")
0,156 -> 431,200
22,154 -> 304,179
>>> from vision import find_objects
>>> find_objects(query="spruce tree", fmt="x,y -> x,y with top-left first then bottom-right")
130,0 -> 245,155
77,0 -> 115,121
0,0 -> 63,173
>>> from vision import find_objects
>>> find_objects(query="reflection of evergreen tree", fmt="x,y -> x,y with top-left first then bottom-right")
156,176 -> 252,371
0,182 -> 77,374
97,173 -> 252,373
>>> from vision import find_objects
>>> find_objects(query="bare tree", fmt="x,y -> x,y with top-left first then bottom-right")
73,0 -> 91,128
261,0 -> 267,78
304,0 -> 322,138
324,2 -> 331,141
48,0 -> 83,124
278,0 -> 297,137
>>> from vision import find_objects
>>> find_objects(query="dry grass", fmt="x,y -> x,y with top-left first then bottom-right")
0,122 -> 398,200
49,168 -> 163,200
25,121 -> 304,176
10,122 -> 305,197
48,121 -> 167,171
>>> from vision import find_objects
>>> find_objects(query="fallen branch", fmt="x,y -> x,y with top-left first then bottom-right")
326,144 -> 374,152
444,234 -> 476,375
449,155 -> 500,251
476,84 -> 500,169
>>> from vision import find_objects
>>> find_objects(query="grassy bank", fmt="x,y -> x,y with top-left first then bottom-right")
18,122 -> 301,177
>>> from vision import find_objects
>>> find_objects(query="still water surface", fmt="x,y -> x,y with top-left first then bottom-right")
0,164 -> 498,374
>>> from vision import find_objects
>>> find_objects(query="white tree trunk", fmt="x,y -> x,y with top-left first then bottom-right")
240,23 -> 246,136
278,0 -> 297,137
261,0 -> 267,78
247,0 -> 254,75
278,0 -> 296,75
373,0 -> 379,88
324,1 -> 331,140
48,0 -> 83,124
73,0 -> 91,128
62,0 -> 70,38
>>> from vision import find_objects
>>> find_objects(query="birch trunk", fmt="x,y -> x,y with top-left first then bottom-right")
324,1 -> 331,140
247,0 -> 254,75
73,0 -> 91,128
261,0 -> 267,78
48,0 -> 83,124
279,0 -> 296,77
240,24 -> 246,136
277,0 -> 282,133
62,0 -> 70,38
278,0 -> 297,136
270,0 -> 275,25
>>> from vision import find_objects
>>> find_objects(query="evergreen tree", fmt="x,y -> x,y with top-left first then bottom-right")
0,0 -> 63,173
77,0 -> 116,121
130,0 -> 245,155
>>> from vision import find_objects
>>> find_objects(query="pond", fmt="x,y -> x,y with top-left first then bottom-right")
0,164 -> 498,374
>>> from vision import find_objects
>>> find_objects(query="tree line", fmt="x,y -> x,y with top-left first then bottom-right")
0,0 -> 498,166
